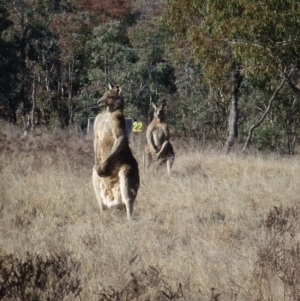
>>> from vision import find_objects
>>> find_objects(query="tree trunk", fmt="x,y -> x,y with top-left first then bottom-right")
30,77 -> 36,132
23,77 -> 36,136
68,61 -> 74,125
9,102 -> 17,124
223,65 -> 243,154
68,89 -> 73,125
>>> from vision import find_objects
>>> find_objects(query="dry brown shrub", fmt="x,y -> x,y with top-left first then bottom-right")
0,252 -> 81,300
98,266 -> 183,301
255,205 -> 300,301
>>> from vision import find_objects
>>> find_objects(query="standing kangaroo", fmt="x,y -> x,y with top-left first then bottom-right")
145,102 -> 175,174
92,84 -> 139,220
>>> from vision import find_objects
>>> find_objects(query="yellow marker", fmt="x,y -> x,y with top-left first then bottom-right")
133,121 -> 143,132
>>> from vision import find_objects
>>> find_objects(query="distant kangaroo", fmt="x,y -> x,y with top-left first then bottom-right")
92,84 -> 139,220
145,102 -> 175,174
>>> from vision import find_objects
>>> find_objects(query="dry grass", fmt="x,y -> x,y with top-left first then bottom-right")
1,120 -> 300,300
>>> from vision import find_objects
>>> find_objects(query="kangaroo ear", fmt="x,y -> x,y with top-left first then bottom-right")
108,83 -> 113,90
162,103 -> 167,109
151,102 -> 157,109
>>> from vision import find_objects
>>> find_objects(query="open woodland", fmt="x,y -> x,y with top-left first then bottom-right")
1,0 -> 300,154
1,0 -> 300,299
1,121 -> 300,300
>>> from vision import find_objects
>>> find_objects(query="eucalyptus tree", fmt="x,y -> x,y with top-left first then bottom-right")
2,0 -> 58,128
127,16 -> 176,121
164,0 -> 300,153
241,74 -> 300,154
49,10 -> 92,125
3,0 -> 35,123
83,20 -> 140,120
80,0 -> 176,125
2,0 -> 69,127
77,0 -> 131,22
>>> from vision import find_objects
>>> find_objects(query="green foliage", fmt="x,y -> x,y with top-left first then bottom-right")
0,3 -> 13,32
0,2 -> 20,122
83,20 -> 139,119
238,77 -> 300,154
127,17 -> 176,119
165,0 -> 300,81
83,17 -> 176,121
1,0 -> 300,152
86,20 -> 136,81
164,0 -> 300,151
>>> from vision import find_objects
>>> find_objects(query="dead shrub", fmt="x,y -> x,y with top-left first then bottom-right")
255,205 -> 300,301
98,266 -> 183,301
0,252 -> 81,300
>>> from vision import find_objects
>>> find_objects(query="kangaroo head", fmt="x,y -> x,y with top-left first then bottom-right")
152,102 -> 166,120
98,83 -> 124,111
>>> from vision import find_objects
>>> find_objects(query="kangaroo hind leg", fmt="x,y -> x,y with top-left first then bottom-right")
92,168 -> 105,212
119,168 -> 138,220
167,154 -> 174,175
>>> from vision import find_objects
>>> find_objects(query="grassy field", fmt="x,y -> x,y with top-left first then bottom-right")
1,120 -> 300,300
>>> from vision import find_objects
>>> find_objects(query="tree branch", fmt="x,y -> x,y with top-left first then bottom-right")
281,67 -> 300,97
242,65 -> 296,152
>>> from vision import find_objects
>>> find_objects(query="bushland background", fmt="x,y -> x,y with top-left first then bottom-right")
1,0 -> 300,300
1,0 -> 300,154
1,121 -> 300,300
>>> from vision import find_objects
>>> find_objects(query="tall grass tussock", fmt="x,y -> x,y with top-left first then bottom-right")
0,120 -> 300,300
